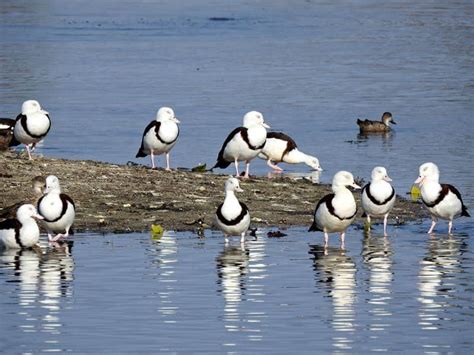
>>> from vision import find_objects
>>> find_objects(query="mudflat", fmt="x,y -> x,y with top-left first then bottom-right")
0,152 -> 425,234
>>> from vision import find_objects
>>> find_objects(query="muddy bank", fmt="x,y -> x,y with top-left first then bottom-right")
0,152 -> 426,234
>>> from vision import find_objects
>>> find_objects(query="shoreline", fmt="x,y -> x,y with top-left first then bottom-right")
0,152 -> 426,234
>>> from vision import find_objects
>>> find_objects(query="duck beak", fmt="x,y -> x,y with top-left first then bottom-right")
262,122 -> 270,129
42,110 -> 49,115
314,166 -> 323,172
415,176 -> 425,186
173,117 -> 181,124
391,120 -> 397,125
384,175 -> 393,182
34,213 -> 44,220
235,187 -> 244,193
352,182 -> 361,190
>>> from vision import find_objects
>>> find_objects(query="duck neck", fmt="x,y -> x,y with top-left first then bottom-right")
285,149 -> 306,164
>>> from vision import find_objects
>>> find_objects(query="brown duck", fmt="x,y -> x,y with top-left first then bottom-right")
0,118 -> 16,151
0,176 -> 46,219
357,112 -> 396,133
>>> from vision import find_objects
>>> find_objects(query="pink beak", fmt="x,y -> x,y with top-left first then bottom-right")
384,175 -> 393,182
414,176 -> 425,186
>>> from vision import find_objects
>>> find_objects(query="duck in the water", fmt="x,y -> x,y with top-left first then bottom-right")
357,112 -> 396,133
0,204 -> 44,249
415,162 -> 470,234
258,131 -> 322,173
309,171 -> 361,248
37,175 -> 76,242
136,107 -> 180,170
212,111 -> 270,178
215,177 -> 251,243
12,100 -> 51,160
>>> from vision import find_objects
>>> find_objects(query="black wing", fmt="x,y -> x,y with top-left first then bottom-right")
212,127 -> 245,170
308,194 -> 335,232
136,121 -> 159,158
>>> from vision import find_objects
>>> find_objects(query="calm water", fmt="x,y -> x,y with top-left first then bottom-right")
0,0 -> 473,352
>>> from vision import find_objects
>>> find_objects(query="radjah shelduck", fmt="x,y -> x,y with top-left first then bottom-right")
136,107 -> 180,170
258,131 -> 322,173
361,167 -> 396,236
37,175 -> 76,242
309,171 -> 361,248
11,100 -> 51,160
212,111 -> 270,178
415,162 -> 470,234
0,118 -> 16,151
0,204 -> 43,249
215,177 -> 251,243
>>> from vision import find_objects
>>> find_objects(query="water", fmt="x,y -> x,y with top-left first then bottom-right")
0,0 -> 473,352
1,229 -> 473,353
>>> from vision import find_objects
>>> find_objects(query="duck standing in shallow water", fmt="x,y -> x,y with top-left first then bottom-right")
212,111 -> 270,178
258,131 -> 322,173
37,175 -> 76,242
11,100 -> 51,160
357,112 -> 396,133
0,204 -> 43,249
361,167 -> 396,236
136,107 -> 180,170
215,177 -> 251,243
0,118 -> 16,151
415,162 -> 470,234
309,171 -> 361,248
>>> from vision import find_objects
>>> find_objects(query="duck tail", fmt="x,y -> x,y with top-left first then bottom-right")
135,145 -> 147,158
308,220 -> 322,232
211,157 -> 231,171
462,205 -> 470,217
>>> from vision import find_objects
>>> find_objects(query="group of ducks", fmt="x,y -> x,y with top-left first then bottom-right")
0,100 -> 470,249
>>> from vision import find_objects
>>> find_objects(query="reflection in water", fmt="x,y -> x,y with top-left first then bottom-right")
216,238 -> 267,345
309,245 -> 357,352
362,233 -> 393,340
268,170 -> 322,183
0,242 -> 74,352
149,233 -> 178,322
357,131 -> 394,146
418,235 -> 466,332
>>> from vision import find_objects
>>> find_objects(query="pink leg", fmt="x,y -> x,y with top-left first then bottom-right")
448,220 -> 453,235
243,161 -> 250,179
324,232 -> 329,247
150,150 -> 156,169
25,145 -> 33,160
383,213 -> 389,237
165,152 -> 171,171
340,232 -> 346,249
366,214 -> 371,231
234,159 -> 240,177
428,218 -> 437,234
267,159 -> 283,173
240,232 -> 245,243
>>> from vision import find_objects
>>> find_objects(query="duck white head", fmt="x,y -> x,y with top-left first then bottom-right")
225,177 -> 244,193
304,155 -> 323,171
381,112 -> 396,126
371,166 -> 392,182
332,171 -> 361,192
22,100 -> 48,115
156,106 -> 180,124
415,162 -> 439,186
44,175 -> 61,194
17,204 -> 43,222
242,111 -> 270,129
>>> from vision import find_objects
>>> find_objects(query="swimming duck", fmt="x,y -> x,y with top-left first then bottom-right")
0,118 -> 16,151
215,177 -> 251,243
212,111 -> 270,178
0,176 -> 46,219
415,162 -> 470,234
361,167 -> 396,236
37,175 -> 76,242
12,100 -> 51,160
0,204 -> 43,249
136,107 -> 180,170
357,112 -> 396,133
258,131 -> 322,173
309,171 -> 361,248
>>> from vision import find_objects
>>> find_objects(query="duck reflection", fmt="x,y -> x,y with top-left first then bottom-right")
216,238 -> 267,343
0,242 -> 74,350
417,235 -> 467,331
362,232 -> 393,334
149,234 -> 178,321
309,244 -> 356,351
268,170 -> 322,183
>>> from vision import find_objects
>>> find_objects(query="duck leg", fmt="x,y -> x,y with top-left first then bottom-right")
383,213 -> 389,237
324,232 -> 329,247
25,144 -> 33,160
366,214 -> 372,231
150,150 -> 156,169
448,220 -> 453,235
165,152 -> 171,171
427,217 -> 437,234
240,232 -> 246,244
340,232 -> 346,249
243,161 -> 250,179
267,159 -> 283,173
234,158 -> 240,177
